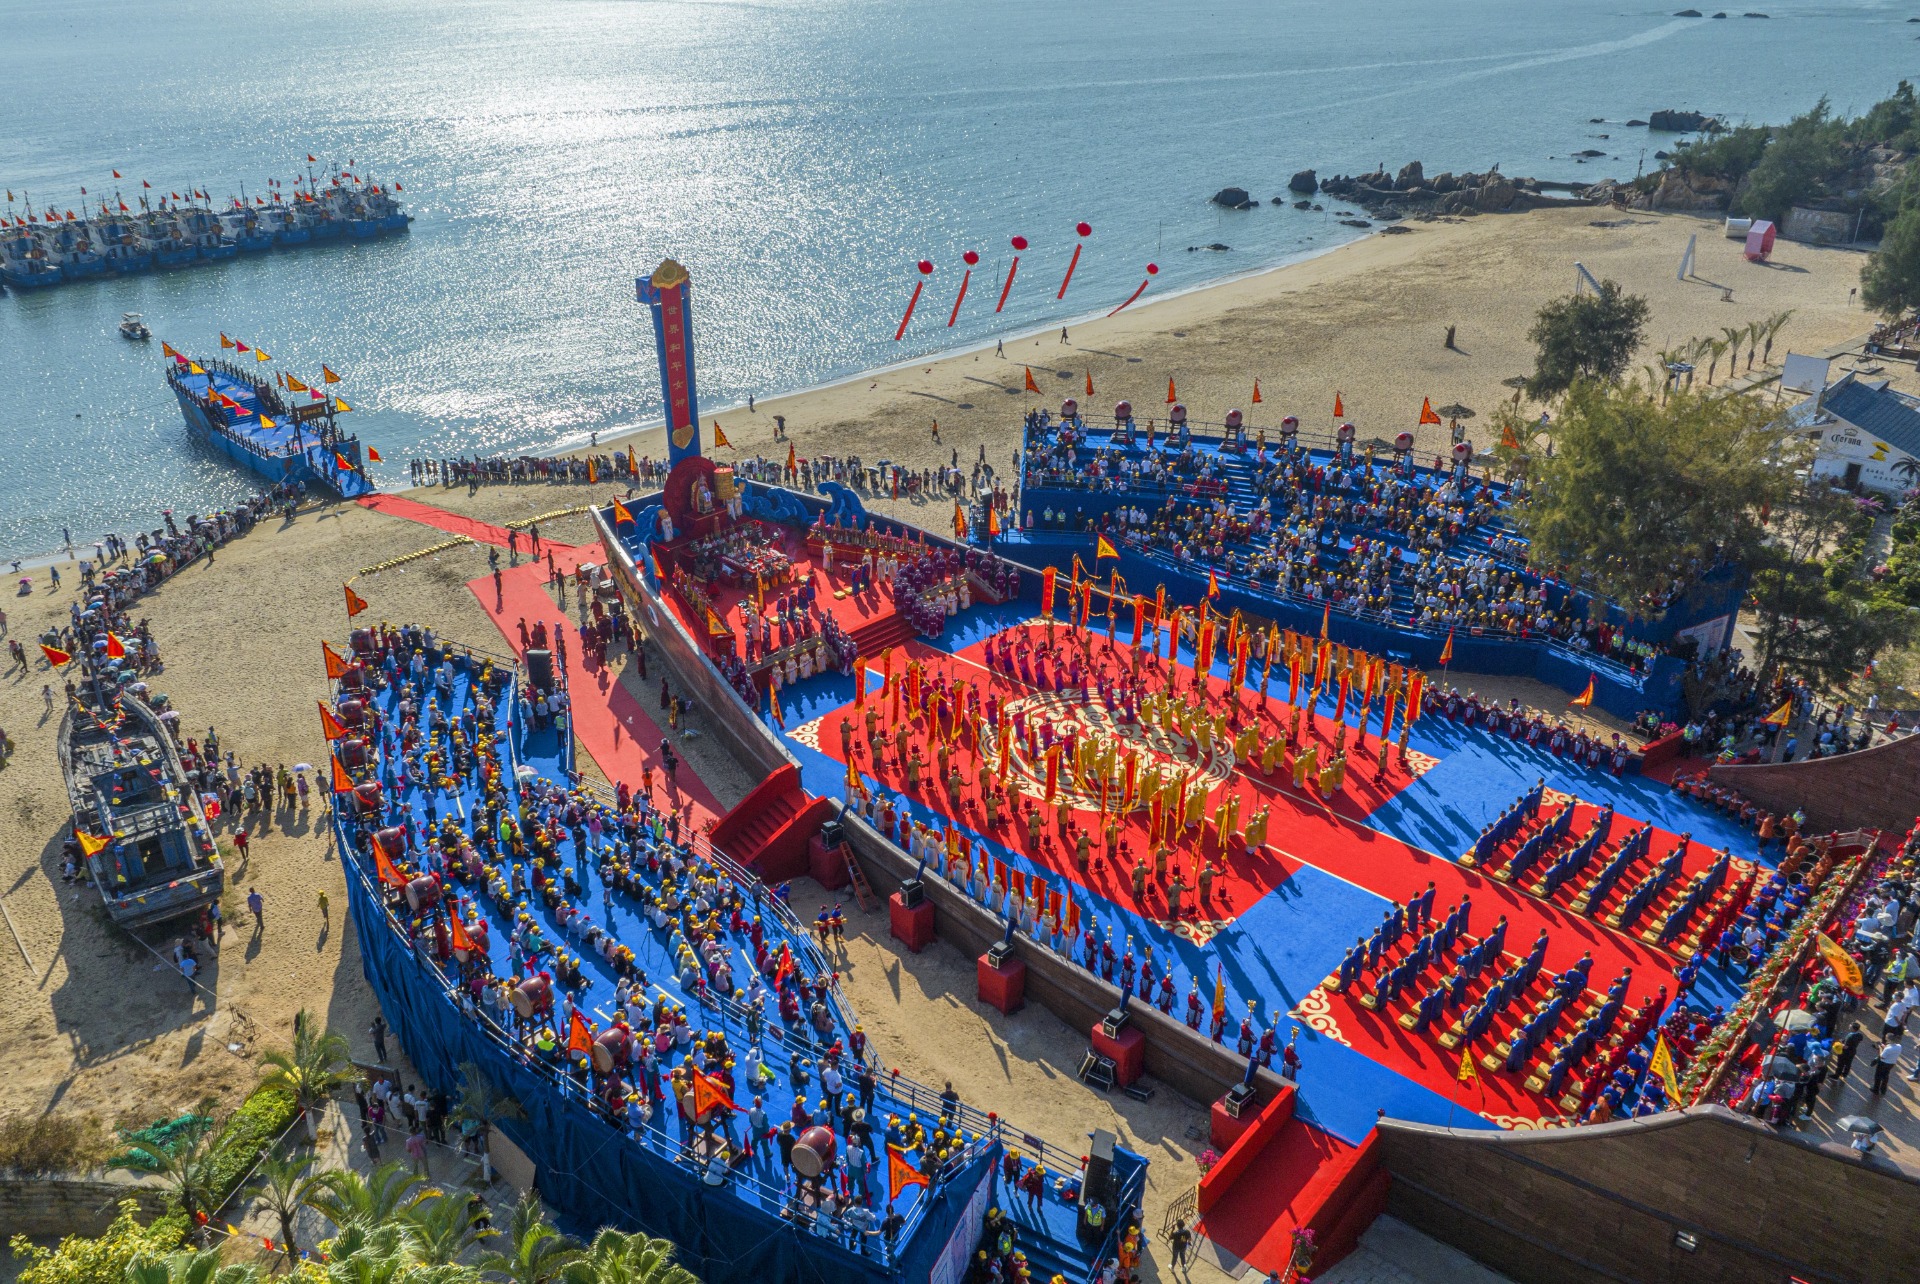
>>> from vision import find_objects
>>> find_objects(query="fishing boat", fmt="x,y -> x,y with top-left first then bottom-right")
262,204 -> 308,246
54,223 -> 107,279
119,312 -> 151,341
167,351 -> 376,500
96,212 -> 154,273
0,225 -> 62,288
59,683 -> 224,930
219,207 -> 273,252
146,212 -> 197,268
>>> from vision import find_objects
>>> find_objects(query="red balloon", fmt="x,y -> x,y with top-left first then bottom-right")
963,250 -> 980,266
1146,263 -> 1159,274
917,260 -> 934,275
1076,222 -> 1092,237
1011,235 -> 1028,250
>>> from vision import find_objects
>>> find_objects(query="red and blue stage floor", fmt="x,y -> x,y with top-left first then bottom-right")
761,596 -> 1766,1145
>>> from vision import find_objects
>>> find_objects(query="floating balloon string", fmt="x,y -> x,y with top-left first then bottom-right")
947,251 -> 979,327
1056,222 -> 1091,300
996,235 -> 1027,313
1107,263 -> 1159,317
893,260 -> 934,341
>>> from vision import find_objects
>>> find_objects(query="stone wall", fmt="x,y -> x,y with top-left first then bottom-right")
0,1174 -> 171,1237
1707,731 -> 1920,834
1375,1106 -> 1920,1284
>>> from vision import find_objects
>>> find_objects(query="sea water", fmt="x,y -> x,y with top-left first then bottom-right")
2,0 -> 1912,557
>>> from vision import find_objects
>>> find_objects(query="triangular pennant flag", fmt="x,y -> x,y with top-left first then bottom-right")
1166,376 -> 1177,404
234,341 -> 250,353
161,341 -> 180,359
220,333 -> 235,349
318,702 -> 348,741
286,374 -> 309,393
76,830 -> 113,857
322,640 -> 352,679
1024,366 -> 1039,393
1084,369 -> 1094,396
367,447 -> 383,463
1438,628 -> 1454,667
1647,1034 -> 1681,1102
1569,675 -> 1596,709
344,583 -> 369,618
711,421 -> 731,448
1096,534 -> 1119,560
104,633 -> 126,659
335,452 -> 353,471
887,1144 -> 930,1201
322,364 -> 341,383
259,415 -> 276,430
449,912 -> 477,954
255,348 -> 271,363
331,755 -> 354,794
333,398 -> 351,413
691,1067 -> 736,1116
373,838 -> 408,888
567,1010 -> 594,1056
1456,1044 -> 1477,1084
1419,397 -> 1441,426
1251,378 -> 1262,404
1763,701 -> 1793,727
611,498 -> 635,527
41,643 -> 72,666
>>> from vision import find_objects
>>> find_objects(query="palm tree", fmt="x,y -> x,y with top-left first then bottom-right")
125,1250 -> 262,1284
475,1194 -> 583,1284
561,1230 -> 700,1284
259,1010 -> 357,1140
112,1114 -> 221,1242
304,1160 -> 436,1232
403,1193 -> 492,1267
1720,327 -> 1747,381
1744,319 -> 1762,370
1762,309 -> 1795,365
254,1152 -> 319,1265
1705,336 -> 1730,385
449,1062 -> 525,1186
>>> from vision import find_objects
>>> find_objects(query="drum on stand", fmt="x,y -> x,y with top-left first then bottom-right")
791,1125 -> 837,1179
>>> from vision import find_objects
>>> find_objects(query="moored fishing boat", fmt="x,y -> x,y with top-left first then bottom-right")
0,226 -> 62,288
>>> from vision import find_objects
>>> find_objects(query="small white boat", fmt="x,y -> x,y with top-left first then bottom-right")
118,312 -> 152,341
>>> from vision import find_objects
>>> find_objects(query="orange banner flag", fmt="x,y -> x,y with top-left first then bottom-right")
331,755 -> 355,794
1024,366 -> 1039,393
1569,675 -> 1596,708
345,584 -> 369,618
373,837 -> 408,887
888,1144 -> 931,1201
105,633 -> 127,659
41,643 -> 72,666
318,701 -> 348,741
322,640 -> 351,679
449,913 -> 477,954
1333,392 -> 1344,418
1166,376 -> 1177,404
1252,378 -> 1263,404
692,1067 -> 736,1116
567,1010 -> 594,1056
1419,397 -> 1441,426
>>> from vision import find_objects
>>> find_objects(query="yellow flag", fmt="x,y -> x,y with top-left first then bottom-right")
76,831 -> 112,857
333,398 -> 352,413
1763,701 -> 1793,727
287,374 -> 309,393
1456,1045 -> 1477,1084
258,414 -> 276,429
188,361 -> 206,375
1648,1034 -> 1681,1103
1816,931 -> 1865,995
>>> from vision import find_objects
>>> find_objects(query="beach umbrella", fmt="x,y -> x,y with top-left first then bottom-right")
515,765 -> 537,781
292,763 -> 313,773
1436,403 -> 1475,419
1778,1009 -> 1819,1031
1836,1116 -> 1883,1134
1765,1056 -> 1800,1079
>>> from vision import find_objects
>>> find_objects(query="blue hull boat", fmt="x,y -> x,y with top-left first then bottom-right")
61,257 -> 109,279
273,228 -> 310,246
155,247 -> 197,268
237,233 -> 273,252
111,254 -> 153,274
1,263 -> 62,287
203,242 -> 239,260
380,213 -> 412,232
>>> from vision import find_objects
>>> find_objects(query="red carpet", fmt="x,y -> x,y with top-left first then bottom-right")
359,492 -> 575,550
466,553 -> 724,830
1198,1121 -> 1354,1272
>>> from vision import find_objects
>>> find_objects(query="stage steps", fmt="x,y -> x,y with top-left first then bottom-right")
1197,1120 -> 1385,1278
708,764 -> 832,884
848,610 -> 915,657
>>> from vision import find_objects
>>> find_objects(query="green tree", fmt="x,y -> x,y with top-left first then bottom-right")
111,1116 -> 220,1240
303,1162 -> 435,1233
253,1153 -> 320,1264
1735,99 -> 1846,225
1747,487 -> 1916,687
474,1195 -> 582,1284
124,1251 -> 260,1284
1862,200 -> 1920,317
1525,281 -> 1651,399
257,1012 -> 356,1140
448,1063 -> 524,1187
401,1195 -> 491,1268
561,1230 -> 699,1284
1511,381 -> 1799,612
9,1201 -> 185,1284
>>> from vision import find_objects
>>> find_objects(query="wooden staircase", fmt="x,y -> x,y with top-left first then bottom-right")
848,609 -> 915,658
843,848 -> 876,912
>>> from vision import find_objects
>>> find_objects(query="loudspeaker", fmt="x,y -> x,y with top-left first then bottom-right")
1222,1082 -> 1257,1118
819,819 -> 845,849
986,940 -> 1013,969
1101,1007 -> 1131,1040
1083,1128 -> 1117,1199
525,648 -> 554,692
898,878 -> 925,909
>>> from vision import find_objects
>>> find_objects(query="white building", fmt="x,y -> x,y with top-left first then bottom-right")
1786,371 -> 1920,496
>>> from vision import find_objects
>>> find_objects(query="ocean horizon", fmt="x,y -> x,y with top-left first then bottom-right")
4,0 -> 1915,558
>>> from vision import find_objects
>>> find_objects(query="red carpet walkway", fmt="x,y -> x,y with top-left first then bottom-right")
358,492 -> 574,550
466,552 -> 724,832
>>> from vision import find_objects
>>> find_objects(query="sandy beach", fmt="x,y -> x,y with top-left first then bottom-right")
0,206 -> 1877,1225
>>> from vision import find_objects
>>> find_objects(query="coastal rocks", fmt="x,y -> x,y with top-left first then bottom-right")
1289,169 -> 1319,193
1395,161 -> 1425,190
1649,108 -> 1719,133
1628,119 -> 1648,127
1475,176 -> 1518,211
1339,219 -> 1373,228
1630,168 -> 1735,211
1673,7 -> 1702,14
1210,186 -> 1256,209
1575,149 -> 1607,158
1185,243 -> 1232,252
1293,199 -> 1313,209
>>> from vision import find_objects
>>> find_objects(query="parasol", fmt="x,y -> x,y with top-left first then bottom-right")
1436,403 -> 1475,419
1777,1009 -> 1819,1031
292,763 -> 313,773
1764,1056 -> 1800,1079
1836,1116 -> 1883,1134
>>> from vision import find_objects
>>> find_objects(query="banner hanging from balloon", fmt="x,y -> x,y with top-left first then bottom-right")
893,260 -> 933,340
1108,262 -> 1158,316
996,235 -> 1028,312
947,250 -> 978,326
1057,222 -> 1091,299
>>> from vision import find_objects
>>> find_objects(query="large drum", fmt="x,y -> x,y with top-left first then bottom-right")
349,627 -> 373,655
339,662 -> 367,692
591,1026 -> 633,1074
405,875 -> 441,913
1394,431 -> 1414,455
1113,400 -> 1132,424
1280,415 -> 1299,442
1452,441 -> 1474,465
1060,397 -> 1079,420
337,698 -> 365,727
511,974 -> 554,1019
373,826 -> 406,859
1225,408 -> 1243,431
1337,421 -> 1356,445
1168,403 -> 1187,426
791,1125 -> 838,1178
339,737 -> 370,769
353,782 -> 385,815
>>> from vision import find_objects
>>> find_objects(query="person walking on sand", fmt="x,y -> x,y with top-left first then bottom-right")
247,887 -> 264,931
317,888 -> 330,924
995,339 -> 1003,357
1059,327 -> 1068,344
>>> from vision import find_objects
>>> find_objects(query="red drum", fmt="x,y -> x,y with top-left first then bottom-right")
349,628 -> 373,654
340,662 -> 367,692
1452,441 -> 1473,464
1394,431 -> 1414,453
591,1027 -> 633,1073
1224,409 -> 1243,430
405,876 -> 441,913
1168,403 -> 1187,426
1113,401 -> 1132,423
511,974 -> 553,1019
339,737 -> 370,769
1061,397 -> 1079,419
337,698 -> 365,727
1337,421 -> 1356,443
791,1125 -> 838,1177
